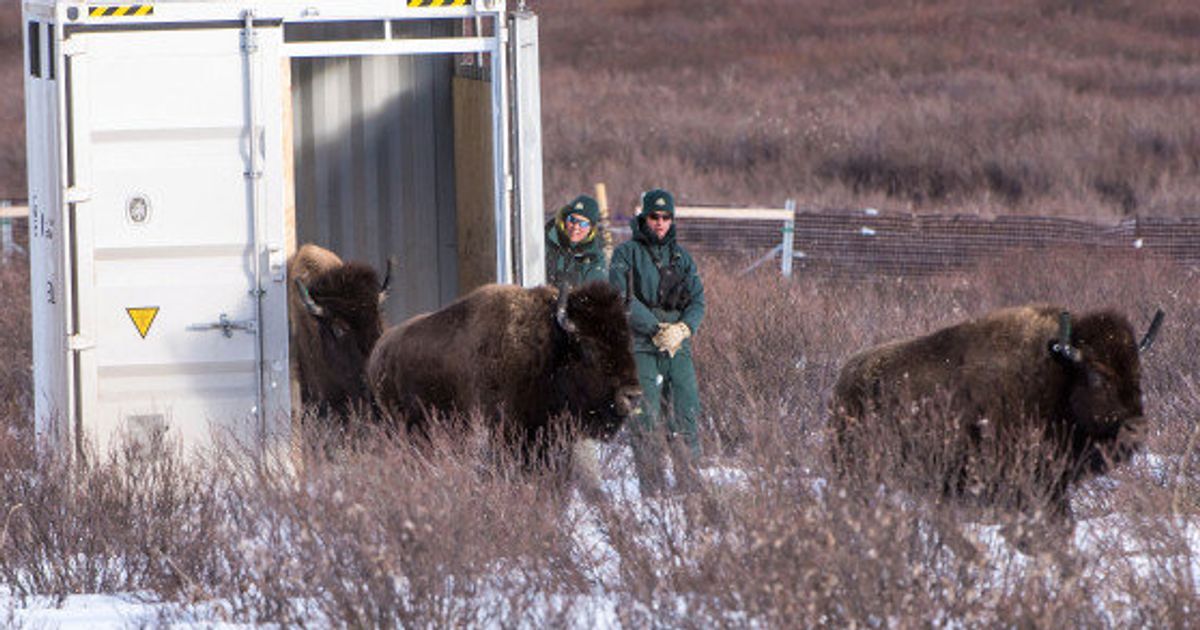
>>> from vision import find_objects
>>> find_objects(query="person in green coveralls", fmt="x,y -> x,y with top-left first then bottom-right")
546,194 -> 608,494
545,194 -> 606,288
609,188 -> 706,494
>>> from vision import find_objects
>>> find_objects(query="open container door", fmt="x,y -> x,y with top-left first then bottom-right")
24,11 -> 70,453
508,8 -> 545,287
287,3 -> 513,324
64,19 -> 290,457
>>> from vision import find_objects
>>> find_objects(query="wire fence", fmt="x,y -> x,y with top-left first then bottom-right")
7,199 -> 1199,277
0,201 -> 27,263
612,206 -> 1200,277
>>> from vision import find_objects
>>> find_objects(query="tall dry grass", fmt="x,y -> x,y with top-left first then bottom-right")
0,0 -> 25,199
0,250 -> 1197,625
5,1 -> 1198,218
0,258 -> 30,448
538,0 -> 1200,219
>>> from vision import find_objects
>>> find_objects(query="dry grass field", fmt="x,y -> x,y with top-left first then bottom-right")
537,0 -> 1200,218
1,1 -> 1198,625
0,250 -> 1197,625
4,1 -> 1200,219
0,0 -> 23,195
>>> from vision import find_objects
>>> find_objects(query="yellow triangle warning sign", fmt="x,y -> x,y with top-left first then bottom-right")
126,307 -> 159,339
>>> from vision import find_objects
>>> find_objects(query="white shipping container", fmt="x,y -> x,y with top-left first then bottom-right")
23,0 -> 545,459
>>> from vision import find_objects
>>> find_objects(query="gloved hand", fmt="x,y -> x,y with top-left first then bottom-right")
652,322 -> 691,357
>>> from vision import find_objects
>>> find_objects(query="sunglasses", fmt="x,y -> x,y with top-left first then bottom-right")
646,212 -> 673,222
565,215 -> 592,229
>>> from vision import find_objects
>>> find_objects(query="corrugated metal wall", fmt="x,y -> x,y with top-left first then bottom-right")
290,20 -> 462,324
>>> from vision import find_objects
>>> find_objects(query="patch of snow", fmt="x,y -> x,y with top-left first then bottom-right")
0,592 -> 240,629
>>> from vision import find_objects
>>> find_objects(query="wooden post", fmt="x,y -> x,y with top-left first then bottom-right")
454,75 -> 497,293
594,182 -> 614,259
781,198 -> 796,277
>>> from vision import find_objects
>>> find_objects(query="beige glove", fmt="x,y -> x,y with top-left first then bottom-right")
652,322 -> 691,357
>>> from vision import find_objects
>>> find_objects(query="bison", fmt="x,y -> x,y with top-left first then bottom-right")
288,244 -> 391,419
367,281 -> 643,469
830,304 -> 1164,523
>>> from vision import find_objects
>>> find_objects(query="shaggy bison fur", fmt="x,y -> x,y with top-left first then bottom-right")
288,244 -> 388,420
367,281 -> 642,469
831,304 -> 1161,522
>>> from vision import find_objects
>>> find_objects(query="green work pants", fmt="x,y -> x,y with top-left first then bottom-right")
630,348 -> 701,493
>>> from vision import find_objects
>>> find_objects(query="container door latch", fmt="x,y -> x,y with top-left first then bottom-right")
187,313 -> 257,338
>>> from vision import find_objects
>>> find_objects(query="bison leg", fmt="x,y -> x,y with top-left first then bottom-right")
571,439 -> 608,502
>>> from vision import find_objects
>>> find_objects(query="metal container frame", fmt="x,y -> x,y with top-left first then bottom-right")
23,0 -> 545,459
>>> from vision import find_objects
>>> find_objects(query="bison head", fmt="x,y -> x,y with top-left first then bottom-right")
551,281 -> 643,440
1050,309 -> 1163,473
295,260 -> 391,409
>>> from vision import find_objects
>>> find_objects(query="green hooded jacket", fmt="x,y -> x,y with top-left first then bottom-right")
545,213 -> 607,289
609,215 -> 706,353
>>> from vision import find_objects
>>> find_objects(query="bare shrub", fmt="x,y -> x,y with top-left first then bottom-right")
0,260 -> 30,428
0,245 -> 1197,625
0,432 -> 228,604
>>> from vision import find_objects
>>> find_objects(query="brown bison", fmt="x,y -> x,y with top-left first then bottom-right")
288,244 -> 391,419
367,281 -> 643,468
830,304 -> 1164,521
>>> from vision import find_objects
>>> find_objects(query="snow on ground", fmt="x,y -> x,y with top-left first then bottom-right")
3,444 -> 1195,627
0,592 -> 249,628
3,593 -> 160,628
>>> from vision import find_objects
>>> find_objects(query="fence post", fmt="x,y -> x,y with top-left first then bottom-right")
0,200 -> 11,263
780,198 -> 796,277
594,182 -> 614,260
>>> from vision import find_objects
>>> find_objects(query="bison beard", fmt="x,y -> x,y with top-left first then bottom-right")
367,281 -> 642,471
830,304 -> 1156,524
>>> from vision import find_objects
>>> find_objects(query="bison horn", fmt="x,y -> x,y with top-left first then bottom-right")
294,278 -> 326,318
1051,310 -> 1082,364
555,283 -> 578,334
1138,308 -> 1165,353
379,256 -> 396,303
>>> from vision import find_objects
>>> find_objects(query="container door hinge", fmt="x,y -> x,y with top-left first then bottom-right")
68,334 -> 96,351
268,244 -> 286,282
241,11 -> 259,54
65,187 -> 92,204
61,38 -> 88,57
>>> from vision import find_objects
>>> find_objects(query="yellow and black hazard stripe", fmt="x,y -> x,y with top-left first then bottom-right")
408,0 -> 471,7
88,5 -> 154,18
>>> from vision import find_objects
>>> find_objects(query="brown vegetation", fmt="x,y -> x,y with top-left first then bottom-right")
0,0 -> 24,197
537,0 -> 1200,218
0,249 -> 1197,625
0,261 -> 30,434
5,2 -> 1198,218
1,1 -> 1198,622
